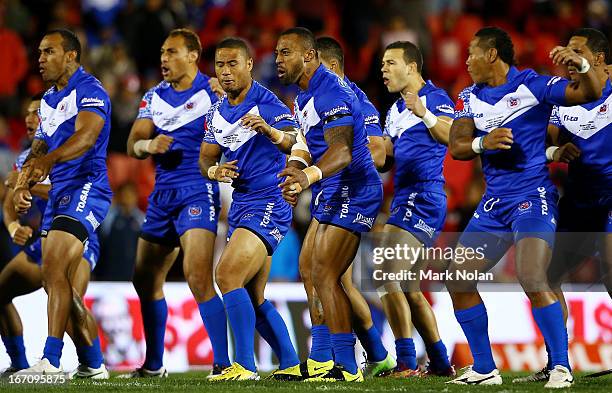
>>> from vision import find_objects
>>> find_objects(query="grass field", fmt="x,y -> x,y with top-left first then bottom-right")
0,371 -> 610,392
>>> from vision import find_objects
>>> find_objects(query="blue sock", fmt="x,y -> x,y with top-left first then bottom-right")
545,342 -> 553,370
198,295 -> 230,367
255,300 -> 299,369
455,303 -> 496,374
141,298 -> 167,370
395,338 -> 417,370
532,302 -> 570,370
223,288 -> 256,372
76,337 -> 103,369
42,336 -> 63,368
355,325 -> 387,362
1,336 -> 29,369
309,325 -> 333,362
425,340 -> 451,371
330,333 -> 357,374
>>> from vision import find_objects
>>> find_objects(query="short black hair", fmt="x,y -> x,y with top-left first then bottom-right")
168,28 -> 202,61
316,37 -> 344,69
45,29 -> 81,62
280,27 -> 316,52
31,92 -> 44,101
216,37 -> 252,58
475,26 -> 515,65
384,41 -> 423,72
573,28 -> 611,64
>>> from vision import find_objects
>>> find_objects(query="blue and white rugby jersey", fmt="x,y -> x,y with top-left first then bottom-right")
384,80 -> 454,193
550,80 -> 612,204
35,66 -> 111,185
137,72 -> 218,189
294,64 -> 380,188
455,66 -> 569,195
203,80 -> 297,196
344,77 -> 383,138
15,148 -> 48,213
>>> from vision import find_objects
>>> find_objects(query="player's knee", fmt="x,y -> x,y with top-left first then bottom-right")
215,264 -> 239,294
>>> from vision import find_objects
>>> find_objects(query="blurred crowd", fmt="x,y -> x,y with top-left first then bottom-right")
0,0 -> 608,285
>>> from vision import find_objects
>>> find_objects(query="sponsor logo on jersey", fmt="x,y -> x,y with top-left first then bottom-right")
364,114 -> 379,124
269,227 -> 284,243
189,205 -> 202,217
59,195 -> 71,206
81,97 -> 105,107
260,202 -> 275,226
323,105 -> 350,118
352,213 -> 375,229
402,192 -> 418,221
86,211 -> 100,231
339,185 -> 350,218
273,113 -> 293,123
414,219 -> 435,238
75,182 -> 92,213
563,114 -> 579,122
537,187 -> 549,216
518,200 -> 532,211
436,104 -> 455,114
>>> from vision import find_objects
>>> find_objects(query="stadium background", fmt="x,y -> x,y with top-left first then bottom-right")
0,0 -> 609,373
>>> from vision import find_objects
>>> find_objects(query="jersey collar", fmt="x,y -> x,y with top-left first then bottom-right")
306,64 -> 326,92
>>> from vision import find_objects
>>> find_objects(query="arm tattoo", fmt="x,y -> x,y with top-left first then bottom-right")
25,139 -> 49,163
324,125 -> 354,149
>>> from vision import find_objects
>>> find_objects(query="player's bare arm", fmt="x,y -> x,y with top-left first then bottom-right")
546,123 -> 581,163
2,177 -> 33,246
367,136 -> 386,169
278,125 -> 353,194
26,111 -> 106,183
127,118 -> 173,159
450,117 -> 513,160
550,46 -> 602,104
199,141 -> 239,183
240,113 -> 298,153
403,92 -> 453,144
378,136 -> 395,173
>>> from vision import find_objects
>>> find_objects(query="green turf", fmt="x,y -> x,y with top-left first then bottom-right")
0,371 -> 609,392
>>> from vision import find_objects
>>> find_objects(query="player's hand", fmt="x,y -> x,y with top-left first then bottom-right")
25,155 -> 55,183
402,91 -> 426,117
13,188 -> 32,214
4,171 -> 17,189
211,160 -> 239,183
483,128 -> 513,150
209,77 -> 225,98
550,46 -> 585,68
148,134 -> 174,154
241,114 -> 272,136
278,167 -> 309,196
553,142 -> 581,163
12,225 -> 33,246
282,192 -> 298,207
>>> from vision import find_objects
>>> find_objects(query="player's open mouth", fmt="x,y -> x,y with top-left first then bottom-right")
221,79 -> 234,86
382,77 -> 389,85
277,68 -> 286,78
161,66 -> 170,77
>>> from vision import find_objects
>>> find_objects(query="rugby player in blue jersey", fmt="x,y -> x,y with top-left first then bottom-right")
1,95 -> 107,379
199,37 -> 300,381
446,27 -> 601,387
514,27 -> 612,385
276,27 -> 383,382
378,41 -> 455,378
289,36 -> 394,378
12,29 -> 113,375
122,29 -> 226,378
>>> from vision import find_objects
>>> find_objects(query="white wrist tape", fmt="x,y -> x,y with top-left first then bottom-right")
207,165 -> 219,180
288,156 -> 309,167
376,282 -> 403,297
7,221 -> 20,238
303,166 -> 323,185
546,146 -> 559,161
472,136 -> 484,154
291,131 -> 309,153
270,128 -> 284,145
133,139 -> 152,156
421,109 -> 438,128
577,57 -> 590,74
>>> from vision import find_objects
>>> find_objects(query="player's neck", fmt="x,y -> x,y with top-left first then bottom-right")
486,62 -> 511,87
171,67 -> 198,92
298,61 -> 320,90
402,76 -> 426,96
595,66 -> 609,90
227,79 -> 253,105
54,63 -> 79,91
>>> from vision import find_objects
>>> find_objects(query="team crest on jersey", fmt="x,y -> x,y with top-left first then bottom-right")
184,101 -> 196,111
597,103 -> 608,117
58,102 -> 66,112
518,200 -> 532,212
507,97 -> 521,108
59,195 -> 71,206
323,205 -> 332,212
189,205 -> 202,217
